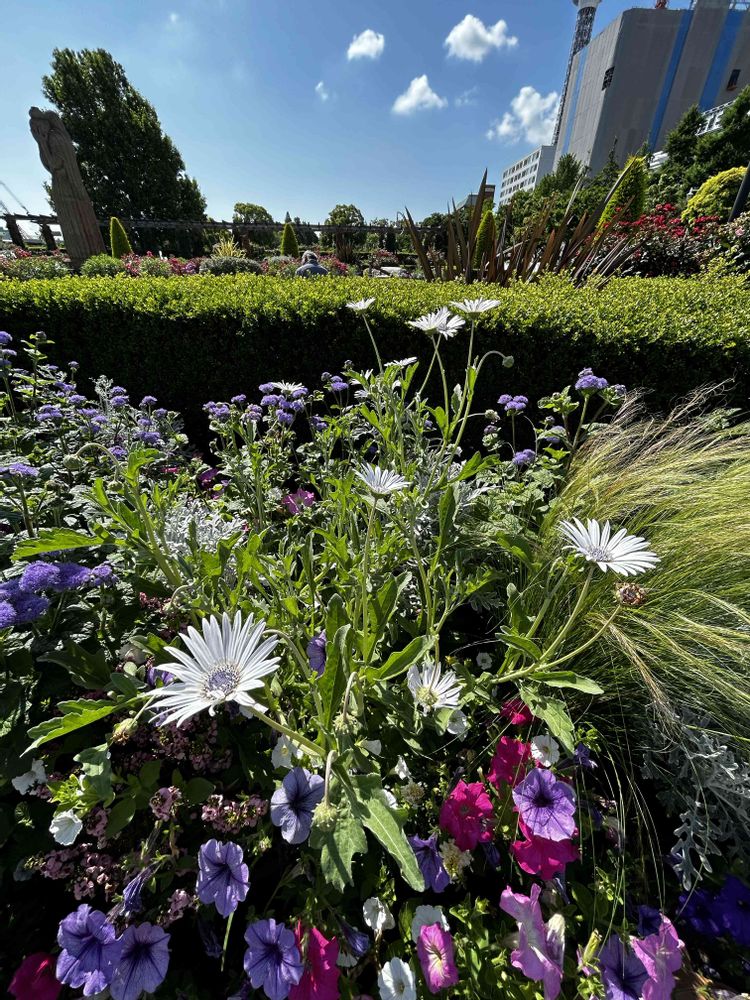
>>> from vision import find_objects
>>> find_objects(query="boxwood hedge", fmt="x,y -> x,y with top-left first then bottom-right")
0,274 -> 748,439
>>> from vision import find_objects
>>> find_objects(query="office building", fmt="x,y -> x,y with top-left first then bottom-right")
498,146 -> 556,204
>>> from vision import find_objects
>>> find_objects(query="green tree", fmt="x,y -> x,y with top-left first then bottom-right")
650,105 -> 704,207
280,221 -> 299,257
683,166 -> 745,224
42,48 -> 206,228
233,203 -> 276,248
688,87 -> 750,190
109,216 -> 132,258
598,156 -> 648,229
293,216 -> 318,246
321,203 -> 366,248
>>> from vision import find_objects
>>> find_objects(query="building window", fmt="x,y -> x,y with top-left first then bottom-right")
602,66 -> 614,90
727,68 -> 741,91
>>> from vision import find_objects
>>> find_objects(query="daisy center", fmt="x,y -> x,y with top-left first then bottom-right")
203,659 -> 241,700
587,545 -> 612,561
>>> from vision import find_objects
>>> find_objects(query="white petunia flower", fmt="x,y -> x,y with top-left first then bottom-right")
559,517 -> 660,577
355,463 -> 410,497
378,957 -> 416,1000
476,651 -> 492,670
530,734 -> 560,768
407,661 -> 462,714
145,611 -> 281,727
394,756 -> 412,781
271,735 -> 304,770
346,298 -> 376,312
12,758 -> 47,795
446,709 -> 469,739
50,810 -> 83,846
382,788 -> 399,810
411,904 -> 449,942
449,297 -> 502,314
408,307 -> 465,339
363,896 -> 395,935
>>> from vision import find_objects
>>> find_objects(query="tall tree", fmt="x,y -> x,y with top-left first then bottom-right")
42,48 -> 205,223
232,203 -> 276,247
321,204 -> 366,248
689,86 -> 750,188
650,105 -> 703,206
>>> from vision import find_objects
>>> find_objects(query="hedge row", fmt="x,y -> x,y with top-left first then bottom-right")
0,274 -> 749,440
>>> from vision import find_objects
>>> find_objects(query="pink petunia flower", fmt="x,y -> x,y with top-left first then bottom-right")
488,736 -> 531,789
500,699 -> 534,725
439,781 -> 494,851
499,884 -> 564,1000
631,916 -> 684,1000
283,489 -> 316,515
289,923 -> 340,1000
510,818 -> 579,879
417,923 -> 460,994
9,953 -> 62,1000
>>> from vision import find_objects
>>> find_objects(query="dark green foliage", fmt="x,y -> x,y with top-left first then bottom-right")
232,203 -> 276,248
472,209 -> 496,269
80,254 -> 126,277
198,257 -> 263,275
138,256 -> 172,277
280,222 -> 299,258
109,217 -> 132,258
321,204 -> 366,249
649,106 -> 704,207
599,157 -> 648,229
683,167 -> 745,225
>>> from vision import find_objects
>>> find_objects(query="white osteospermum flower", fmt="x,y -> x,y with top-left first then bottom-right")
449,297 -> 502,314
355,463 -> 410,498
559,518 -> 660,577
272,381 -> 308,394
408,307 -> 465,339
50,810 -> 83,846
407,661 -> 462,715
363,896 -> 395,935
12,758 -> 47,795
530,734 -> 561,768
346,298 -> 376,312
411,904 -> 449,943
146,611 -> 281,727
378,957 -> 416,1000
446,709 -> 469,739
386,357 -> 418,369
271,735 -> 304,770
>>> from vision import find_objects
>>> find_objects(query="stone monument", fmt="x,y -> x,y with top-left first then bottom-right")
28,107 -> 105,269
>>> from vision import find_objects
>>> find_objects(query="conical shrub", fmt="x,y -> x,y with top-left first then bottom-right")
472,208 -> 496,270
280,222 -> 299,258
109,216 -> 132,258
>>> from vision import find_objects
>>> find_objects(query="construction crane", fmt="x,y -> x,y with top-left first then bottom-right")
655,0 -> 668,8
0,180 -> 29,215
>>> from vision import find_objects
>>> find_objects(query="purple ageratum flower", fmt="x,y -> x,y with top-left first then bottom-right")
244,918 -> 304,1000
306,631 -> 326,675
0,463 -> 38,479
677,888 -> 721,937
0,600 -> 16,628
69,360 -> 79,370
36,405 -> 63,422
259,382 -> 275,393
109,923 -> 170,1000
140,395 -> 157,407
69,394 -> 87,405
245,405 -> 263,423
408,833 -> 450,893
512,768 -> 576,843
714,875 -> 750,947
291,387 -> 308,399
196,839 -> 250,917
512,449 -> 536,468
276,410 -> 295,427
270,767 -> 324,845
231,394 -> 247,405
261,394 -> 282,407
329,380 -> 348,393
56,904 -> 123,995
110,446 -> 127,460
110,386 -> 127,395
0,331 -> 12,345
110,395 -> 129,409
137,431 -> 162,447
154,407 -> 168,419
598,934 -> 648,1000
20,561 -> 117,594
310,416 -> 327,433
575,367 -> 608,392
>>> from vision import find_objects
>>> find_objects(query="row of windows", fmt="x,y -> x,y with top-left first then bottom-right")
502,150 -> 541,181
600,65 -> 740,95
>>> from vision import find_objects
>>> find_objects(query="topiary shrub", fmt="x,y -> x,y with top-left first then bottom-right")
109,217 -> 132,258
280,222 -> 299,257
683,167 -> 745,226
599,156 -> 649,230
139,255 -> 172,277
472,208 -> 497,269
198,257 -> 262,275
80,254 -> 127,277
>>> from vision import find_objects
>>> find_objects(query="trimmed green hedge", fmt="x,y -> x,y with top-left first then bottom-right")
1,274 -> 749,439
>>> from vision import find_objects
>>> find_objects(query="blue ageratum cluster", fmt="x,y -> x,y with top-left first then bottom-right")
0,560 -> 116,628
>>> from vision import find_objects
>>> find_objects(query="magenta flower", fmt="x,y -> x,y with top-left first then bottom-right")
512,769 -> 576,842
197,839 -> 250,917
499,884 -> 563,1000
488,736 -> 531,789
510,819 -> 579,879
283,489 -> 315,515
631,917 -> 684,1000
8,953 -> 61,1000
438,781 -> 494,851
500,699 -> 534,725
417,923 -> 460,994
289,923 -> 340,1000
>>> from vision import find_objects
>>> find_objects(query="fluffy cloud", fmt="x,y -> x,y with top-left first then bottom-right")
455,86 -> 479,108
486,86 -> 559,144
347,28 -> 385,60
445,15 -> 517,62
315,81 -> 330,102
392,75 -> 448,115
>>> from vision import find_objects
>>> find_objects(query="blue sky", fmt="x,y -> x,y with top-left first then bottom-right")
2,0 -> 656,224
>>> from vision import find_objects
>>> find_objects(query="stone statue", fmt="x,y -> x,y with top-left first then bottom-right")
29,107 -> 105,269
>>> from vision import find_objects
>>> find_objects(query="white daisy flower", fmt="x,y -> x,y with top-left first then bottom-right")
449,298 -> 502,314
407,307 -> 465,339
146,611 -> 281,726
50,810 -> 83,846
407,661 -> 462,715
378,957 -> 416,1000
271,381 -> 308,394
411,904 -> 449,943
271,735 -> 304,770
12,758 -> 47,795
386,357 -> 418,369
446,709 -> 469,739
363,896 -> 395,935
355,463 -> 410,497
559,517 -> 660,577
346,298 -> 376,312
476,651 -> 492,670
530,734 -> 560,768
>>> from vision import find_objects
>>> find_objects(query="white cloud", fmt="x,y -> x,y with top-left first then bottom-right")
455,86 -> 479,108
347,28 -> 385,60
445,15 -> 517,62
315,81 -> 330,102
392,75 -> 448,115
486,86 -> 559,145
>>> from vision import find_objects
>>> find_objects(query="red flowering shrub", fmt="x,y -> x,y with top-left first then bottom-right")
604,204 -> 720,277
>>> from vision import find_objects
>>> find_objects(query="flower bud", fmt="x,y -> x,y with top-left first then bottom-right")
110,717 -> 139,744
313,801 -> 338,833
502,355 -> 514,368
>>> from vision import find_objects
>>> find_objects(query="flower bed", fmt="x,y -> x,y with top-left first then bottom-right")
1,301 -> 750,999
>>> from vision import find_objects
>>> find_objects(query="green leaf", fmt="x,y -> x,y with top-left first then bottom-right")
532,671 -> 603,695
520,685 -> 576,753
317,615 -> 352,730
497,631 -> 542,661
185,777 -> 215,805
139,760 -> 162,790
74,744 -> 113,800
310,807 -> 367,892
42,642 -> 111,690
26,698 -> 123,751
495,531 -> 535,568
364,572 -> 411,660
12,527 -> 102,561
106,795 -> 137,837
351,777 -> 424,891
367,635 -> 434,682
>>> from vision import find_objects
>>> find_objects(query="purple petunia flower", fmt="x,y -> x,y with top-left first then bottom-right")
597,933 -> 647,1000
122,869 -> 150,917
56,904 -> 123,996
0,463 -> 38,479
714,875 -> 750,946
637,905 -> 663,937
244,918 -> 304,1000
306,631 -> 326,676
341,921 -> 370,959
512,769 -> 576,842
197,839 -> 250,917
270,767 -> 324,844
677,888 -> 721,937
512,449 -> 536,468
409,833 -> 450,893
109,922 -> 170,1000
575,367 -> 608,392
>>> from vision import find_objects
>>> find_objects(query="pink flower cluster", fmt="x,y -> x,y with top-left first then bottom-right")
439,781 -> 494,851
150,786 -> 183,820
72,852 -> 120,901
163,888 -> 196,926
201,794 -> 268,834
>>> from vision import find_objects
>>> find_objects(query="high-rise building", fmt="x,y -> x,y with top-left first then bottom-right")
553,1 -> 604,145
498,146 -> 557,204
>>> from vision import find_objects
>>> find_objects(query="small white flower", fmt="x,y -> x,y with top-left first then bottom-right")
271,735 -> 304,770
530,734 -> 561,768
411,904 -> 449,942
449,297 -> 502,315
407,660 -> 462,714
346,298 -> 376,312
446,709 -> 469,739
475,651 -> 492,670
559,517 -> 659,577
408,307 -> 465,339
50,809 -> 83,846
363,739 -> 382,755
382,788 -> 399,810
355,463 -> 410,497
12,758 -> 47,795
363,896 -> 395,935
440,839 -> 472,879
386,357 -> 418,369
378,957 -> 416,1000
394,756 -> 412,781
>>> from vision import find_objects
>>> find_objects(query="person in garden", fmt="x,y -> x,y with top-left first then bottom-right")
295,250 -> 328,278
